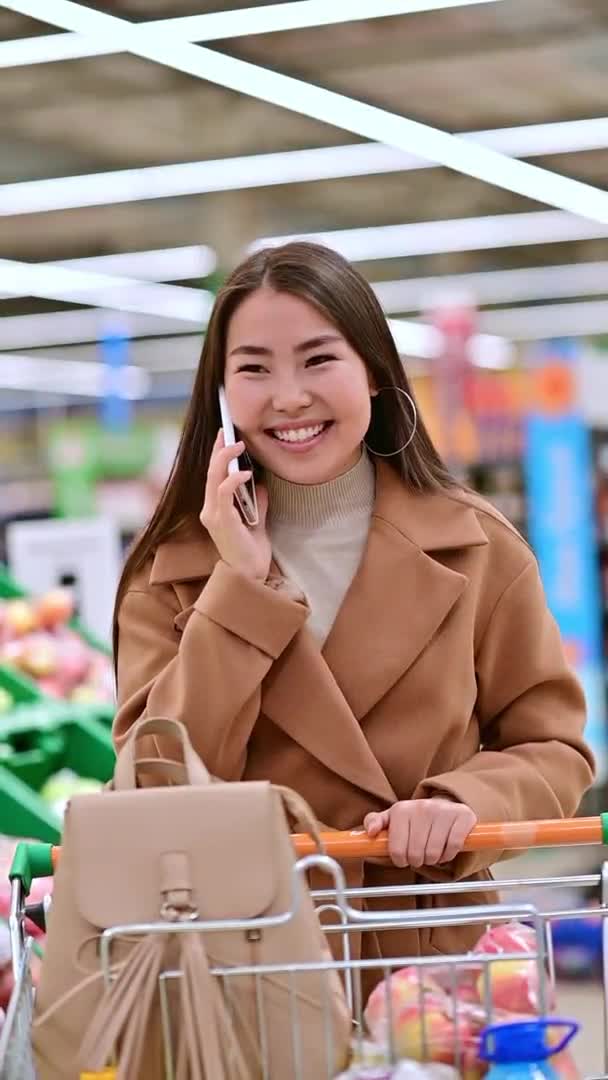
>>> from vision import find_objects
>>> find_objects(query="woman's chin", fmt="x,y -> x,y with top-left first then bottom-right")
255,438 -> 362,485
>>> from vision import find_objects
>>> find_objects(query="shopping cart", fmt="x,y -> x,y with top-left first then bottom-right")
1,814 -> 608,1079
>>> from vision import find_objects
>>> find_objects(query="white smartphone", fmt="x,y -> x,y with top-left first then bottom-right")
218,386 -> 259,527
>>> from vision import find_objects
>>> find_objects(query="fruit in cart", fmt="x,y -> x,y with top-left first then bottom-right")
365,967 -> 448,1039
549,1048 -> 580,1080
476,958 -> 543,1015
390,1004 -> 478,1066
3,599 -> 37,636
473,923 -> 537,959
36,587 -> 74,629
393,1066 -> 460,1080
471,921 -> 554,1014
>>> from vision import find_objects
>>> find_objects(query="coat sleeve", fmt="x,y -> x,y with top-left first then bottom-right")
113,560 -> 309,779
413,553 -> 596,878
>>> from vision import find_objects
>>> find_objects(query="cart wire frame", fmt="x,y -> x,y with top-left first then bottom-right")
1,837 -> 608,1079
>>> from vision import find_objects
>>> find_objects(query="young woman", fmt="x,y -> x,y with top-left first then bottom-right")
113,241 -> 594,961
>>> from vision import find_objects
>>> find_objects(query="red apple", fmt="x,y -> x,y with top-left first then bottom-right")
365,966 -> 447,1043
476,958 -> 547,1014
474,923 -> 537,959
36,588 -> 74,629
391,1001 -> 475,1064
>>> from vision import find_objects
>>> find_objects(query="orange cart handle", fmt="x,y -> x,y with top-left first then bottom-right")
292,815 -> 608,859
9,815 -> 608,891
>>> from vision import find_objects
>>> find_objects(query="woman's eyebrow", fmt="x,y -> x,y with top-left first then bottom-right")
228,343 -> 273,357
294,334 -> 342,353
228,333 -> 342,358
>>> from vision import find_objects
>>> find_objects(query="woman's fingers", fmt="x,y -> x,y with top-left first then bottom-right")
422,809 -> 453,867
441,808 -> 477,864
363,809 -> 390,837
387,806 -> 413,869
203,434 -> 246,514
217,469 -> 252,510
374,799 -> 478,869
207,432 -> 244,484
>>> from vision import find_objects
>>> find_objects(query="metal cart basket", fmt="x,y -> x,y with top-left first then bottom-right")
1,814 -> 607,1079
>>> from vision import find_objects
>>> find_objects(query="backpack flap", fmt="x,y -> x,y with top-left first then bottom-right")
67,781 -> 288,931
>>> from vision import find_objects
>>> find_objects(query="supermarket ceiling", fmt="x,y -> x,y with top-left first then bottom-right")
0,0 -> 607,396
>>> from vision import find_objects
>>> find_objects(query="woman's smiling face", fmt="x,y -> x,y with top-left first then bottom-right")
224,287 -> 376,484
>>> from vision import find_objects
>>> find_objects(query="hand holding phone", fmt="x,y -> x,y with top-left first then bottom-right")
199,391 -> 271,582
218,386 -> 259,527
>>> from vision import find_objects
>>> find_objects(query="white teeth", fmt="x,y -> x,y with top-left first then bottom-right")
273,424 -> 325,443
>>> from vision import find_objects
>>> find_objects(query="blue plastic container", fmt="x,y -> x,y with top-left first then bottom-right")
479,1018 -> 579,1080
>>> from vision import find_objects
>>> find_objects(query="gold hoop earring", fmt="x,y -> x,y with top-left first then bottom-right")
363,386 -> 418,458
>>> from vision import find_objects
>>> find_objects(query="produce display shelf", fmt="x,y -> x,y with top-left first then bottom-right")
0,564 -> 111,656
0,564 -> 115,727
0,708 -> 115,842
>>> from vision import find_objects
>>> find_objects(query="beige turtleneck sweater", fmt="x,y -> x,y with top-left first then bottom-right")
266,450 -> 376,646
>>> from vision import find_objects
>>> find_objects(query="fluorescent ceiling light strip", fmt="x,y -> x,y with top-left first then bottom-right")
0,309 -> 201,350
256,209 -> 608,261
373,260 -> 608,312
478,299 -> 608,340
0,257 -> 210,321
5,2 -> 608,224
0,245 -> 216,301
2,118 -> 607,217
0,0 -> 503,68
0,352 -> 149,397
3,258 -> 607,352
54,245 -> 216,280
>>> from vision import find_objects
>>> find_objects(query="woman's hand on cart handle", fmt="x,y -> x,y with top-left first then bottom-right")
364,798 -> 478,868
9,815 -> 608,890
292,814 -> 608,859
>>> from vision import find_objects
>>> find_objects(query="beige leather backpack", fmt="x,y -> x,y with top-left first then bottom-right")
32,716 -> 351,1079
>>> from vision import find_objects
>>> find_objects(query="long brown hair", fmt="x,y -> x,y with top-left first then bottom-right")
113,241 -> 454,659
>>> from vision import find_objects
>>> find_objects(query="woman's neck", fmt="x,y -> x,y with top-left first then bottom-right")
266,449 -> 375,528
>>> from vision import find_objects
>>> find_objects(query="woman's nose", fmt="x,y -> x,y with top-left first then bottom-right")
272,380 -> 312,413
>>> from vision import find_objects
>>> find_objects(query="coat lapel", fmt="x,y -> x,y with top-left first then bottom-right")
149,465 -> 489,807
263,464 -> 489,804
322,515 -> 467,723
322,465 -> 489,721
262,629 -> 399,804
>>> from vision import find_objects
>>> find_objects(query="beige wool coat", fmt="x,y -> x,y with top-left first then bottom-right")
114,461 -> 594,962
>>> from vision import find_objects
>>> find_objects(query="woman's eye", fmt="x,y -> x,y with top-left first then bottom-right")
306,354 -> 334,367
237,363 -> 266,374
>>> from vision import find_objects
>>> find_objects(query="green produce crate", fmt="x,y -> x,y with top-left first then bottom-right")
0,708 -> 115,842
0,663 -> 43,708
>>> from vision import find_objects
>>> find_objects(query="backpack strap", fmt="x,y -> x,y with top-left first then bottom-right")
113,717 -> 211,790
273,785 -> 325,854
